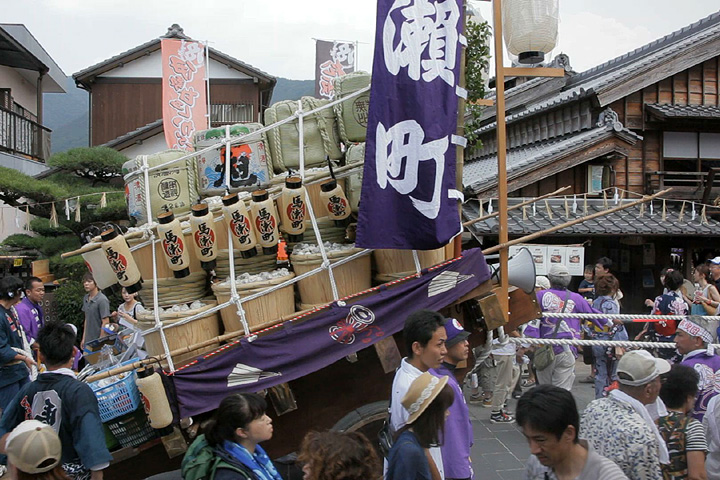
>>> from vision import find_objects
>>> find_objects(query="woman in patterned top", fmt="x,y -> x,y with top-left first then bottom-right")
658,364 -> 708,480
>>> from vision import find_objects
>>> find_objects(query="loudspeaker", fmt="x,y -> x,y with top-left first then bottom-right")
488,247 -> 537,294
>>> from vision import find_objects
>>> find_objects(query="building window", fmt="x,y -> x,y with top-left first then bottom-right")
662,131 -> 720,186
210,103 -> 255,125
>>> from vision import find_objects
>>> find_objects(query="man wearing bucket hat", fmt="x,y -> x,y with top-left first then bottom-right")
0,322 -> 111,480
675,315 -> 720,421
431,318 -> 472,480
4,419 -> 66,478
389,309 -> 447,479
387,372 -> 455,480
580,350 -> 671,480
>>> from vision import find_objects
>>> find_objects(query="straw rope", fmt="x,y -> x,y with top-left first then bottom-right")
541,312 -> 720,321
506,337 -> 718,350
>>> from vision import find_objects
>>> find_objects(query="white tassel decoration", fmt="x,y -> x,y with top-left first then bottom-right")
100,192 -> 107,209
74,197 -> 81,222
50,203 -> 59,228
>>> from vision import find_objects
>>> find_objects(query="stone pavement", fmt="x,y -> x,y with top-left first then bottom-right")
467,360 -> 596,480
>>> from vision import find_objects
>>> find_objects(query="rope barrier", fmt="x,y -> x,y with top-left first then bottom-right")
541,312 -> 720,321
507,337 -> 687,349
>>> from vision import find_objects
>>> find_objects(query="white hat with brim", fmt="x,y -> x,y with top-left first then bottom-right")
6,420 -> 62,474
402,372 -> 449,425
617,350 -> 671,386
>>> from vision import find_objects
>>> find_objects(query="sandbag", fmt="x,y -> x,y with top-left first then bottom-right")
333,71 -> 371,144
193,123 -> 271,197
264,97 -> 342,174
123,150 -> 198,225
344,142 -> 364,213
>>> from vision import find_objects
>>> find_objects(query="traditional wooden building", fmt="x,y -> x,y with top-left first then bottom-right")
463,11 -> 720,312
0,24 -> 63,242
73,24 -> 276,158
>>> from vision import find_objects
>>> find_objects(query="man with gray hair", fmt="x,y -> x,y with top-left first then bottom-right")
527,264 -> 611,390
580,350 -> 670,480
675,315 -> 720,421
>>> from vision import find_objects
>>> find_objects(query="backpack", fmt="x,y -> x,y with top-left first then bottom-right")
181,435 -> 251,480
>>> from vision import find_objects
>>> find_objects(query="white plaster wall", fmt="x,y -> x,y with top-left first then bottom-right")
100,50 -> 251,80
0,65 -> 38,115
119,131 -> 170,159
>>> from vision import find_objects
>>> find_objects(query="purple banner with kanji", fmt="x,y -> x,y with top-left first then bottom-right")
314,40 -> 356,100
170,248 -> 489,418
355,0 -> 464,250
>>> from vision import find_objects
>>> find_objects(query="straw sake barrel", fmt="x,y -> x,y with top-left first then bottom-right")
137,272 -> 209,308
373,247 -> 450,284
136,301 -> 222,366
214,247 -> 279,281
291,247 -> 370,308
212,272 -> 296,334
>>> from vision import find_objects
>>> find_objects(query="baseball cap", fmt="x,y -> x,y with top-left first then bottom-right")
5,420 -> 62,474
709,256 -> 720,265
616,350 -> 670,386
548,264 -> 570,277
443,318 -> 470,348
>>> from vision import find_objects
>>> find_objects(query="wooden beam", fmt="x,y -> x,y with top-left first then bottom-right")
504,67 -> 565,78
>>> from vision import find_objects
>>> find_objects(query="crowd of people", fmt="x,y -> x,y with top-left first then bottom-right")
2,251 -> 720,480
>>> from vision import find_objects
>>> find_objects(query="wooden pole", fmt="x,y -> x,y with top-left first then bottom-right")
462,185 -> 571,227
481,189 -> 672,255
493,0 -> 510,321
454,0 -> 468,258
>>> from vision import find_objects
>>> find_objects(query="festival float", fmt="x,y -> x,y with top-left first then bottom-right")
57,0 -> 662,477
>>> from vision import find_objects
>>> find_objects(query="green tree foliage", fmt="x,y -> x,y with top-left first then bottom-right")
48,146 -> 127,185
53,280 -> 86,331
465,18 -> 492,146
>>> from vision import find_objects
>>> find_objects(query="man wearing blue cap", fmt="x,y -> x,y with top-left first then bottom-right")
432,318 -> 473,480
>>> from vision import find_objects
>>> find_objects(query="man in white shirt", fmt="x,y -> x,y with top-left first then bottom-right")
390,309 -> 447,479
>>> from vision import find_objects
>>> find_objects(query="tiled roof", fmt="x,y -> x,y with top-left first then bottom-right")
646,103 -> 720,120
463,120 -> 642,194
473,10 -> 720,135
463,198 -> 720,237
102,119 -> 163,148
73,25 -> 275,85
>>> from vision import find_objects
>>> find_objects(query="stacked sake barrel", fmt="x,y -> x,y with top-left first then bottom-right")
290,242 -> 371,310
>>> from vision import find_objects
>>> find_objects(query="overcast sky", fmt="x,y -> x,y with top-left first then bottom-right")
3,1 -> 718,80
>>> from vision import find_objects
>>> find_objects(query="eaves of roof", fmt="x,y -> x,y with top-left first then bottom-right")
463,121 -> 642,196
472,10 -> 720,136
463,198 -> 720,237
73,31 -> 275,89
646,103 -> 720,120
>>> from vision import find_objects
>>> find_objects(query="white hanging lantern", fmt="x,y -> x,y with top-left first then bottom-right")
502,0 -> 559,64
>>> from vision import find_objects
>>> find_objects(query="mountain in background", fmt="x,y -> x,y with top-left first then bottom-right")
43,77 -> 89,154
42,77 -> 314,154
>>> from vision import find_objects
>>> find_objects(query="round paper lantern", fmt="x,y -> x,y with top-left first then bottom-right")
502,0 -> 559,64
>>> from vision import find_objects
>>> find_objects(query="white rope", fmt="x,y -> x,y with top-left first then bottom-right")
542,312 -> 720,321
412,250 -> 422,275
140,248 -> 373,335
507,337 -> 720,350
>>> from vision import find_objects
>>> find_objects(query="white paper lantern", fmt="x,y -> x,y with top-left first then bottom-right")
502,0 -> 559,64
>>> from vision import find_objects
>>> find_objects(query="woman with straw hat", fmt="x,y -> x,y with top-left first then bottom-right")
387,372 -> 455,480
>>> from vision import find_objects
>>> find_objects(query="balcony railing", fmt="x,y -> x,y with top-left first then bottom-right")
645,170 -> 720,202
0,105 -> 51,161
210,103 -> 256,126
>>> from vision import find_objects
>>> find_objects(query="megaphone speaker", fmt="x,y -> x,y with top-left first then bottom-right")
488,247 -> 537,294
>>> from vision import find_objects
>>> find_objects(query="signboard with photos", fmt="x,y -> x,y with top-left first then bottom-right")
509,244 -> 585,276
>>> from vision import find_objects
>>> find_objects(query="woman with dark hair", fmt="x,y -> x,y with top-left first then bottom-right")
591,274 -> 626,398
0,277 -> 36,410
298,430 -> 380,480
203,393 -> 282,480
650,269 -> 689,360
387,372 -> 454,480
658,364 -> 708,480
